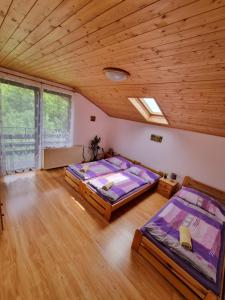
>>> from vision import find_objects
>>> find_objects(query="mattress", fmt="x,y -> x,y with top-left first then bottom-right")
66,159 -> 120,180
141,195 -> 225,295
86,180 -> 153,205
86,168 -> 160,204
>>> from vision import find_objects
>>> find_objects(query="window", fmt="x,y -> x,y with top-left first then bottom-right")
43,90 -> 72,148
128,97 -> 168,125
140,98 -> 163,116
0,78 -> 73,175
0,79 -> 40,174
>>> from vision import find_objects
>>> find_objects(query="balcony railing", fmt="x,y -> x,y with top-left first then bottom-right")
1,127 -> 70,172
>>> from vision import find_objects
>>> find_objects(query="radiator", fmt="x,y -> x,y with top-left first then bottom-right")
42,145 -> 83,169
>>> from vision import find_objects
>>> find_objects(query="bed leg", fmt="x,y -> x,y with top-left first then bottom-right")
131,229 -> 143,251
104,206 -> 112,221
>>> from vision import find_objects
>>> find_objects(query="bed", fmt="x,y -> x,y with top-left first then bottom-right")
80,164 -> 162,221
132,176 -> 225,300
64,155 -> 133,192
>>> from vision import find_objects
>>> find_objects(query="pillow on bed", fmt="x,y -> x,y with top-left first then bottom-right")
105,156 -> 133,170
126,165 -> 160,183
177,186 -> 225,222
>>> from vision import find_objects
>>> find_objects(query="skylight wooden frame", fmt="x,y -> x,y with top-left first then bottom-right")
128,97 -> 169,125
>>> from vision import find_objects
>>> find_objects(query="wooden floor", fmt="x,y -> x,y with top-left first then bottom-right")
0,169 -> 184,300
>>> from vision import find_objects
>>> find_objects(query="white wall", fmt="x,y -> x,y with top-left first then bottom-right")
108,118 -> 225,191
73,93 -> 110,160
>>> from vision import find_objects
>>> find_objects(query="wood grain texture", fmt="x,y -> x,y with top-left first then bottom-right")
64,157 -> 162,221
0,168 -> 184,300
132,177 -> 225,300
156,178 -> 179,199
132,231 -> 212,300
0,0 -> 225,136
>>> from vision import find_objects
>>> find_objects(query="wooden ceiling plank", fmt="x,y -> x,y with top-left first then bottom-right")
2,0 -> 123,66
25,48 -> 225,82
79,96 -> 225,135
37,66 -> 225,85
77,89 -> 223,96
56,7 -> 224,67
77,86 -> 224,134
10,0 -> 206,70
0,0 -> 64,62
33,0 -> 163,61
0,0 -> 38,50
6,0 -> 192,69
30,58 -> 225,85
19,4 -> 225,75
0,0 -> 91,65
22,0 -> 225,71
83,31 -> 225,68
81,0 -> 224,52
77,82 -> 225,90
0,0 -> 13,28
24,34 -> 225,77
2,0 -> 156,67
116,48 -> 225,72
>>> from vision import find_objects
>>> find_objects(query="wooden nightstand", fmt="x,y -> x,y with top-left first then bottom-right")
157,177 -> 178,199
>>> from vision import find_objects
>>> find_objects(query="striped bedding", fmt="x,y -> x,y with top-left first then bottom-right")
143,195 -> 225,283
67,159 -> 120,180
87,168 -> 159,202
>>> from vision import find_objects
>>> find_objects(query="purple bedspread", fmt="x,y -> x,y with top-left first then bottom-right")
67,159 -> 120,180
141,195 -> 225,294
87,170 -> 158,202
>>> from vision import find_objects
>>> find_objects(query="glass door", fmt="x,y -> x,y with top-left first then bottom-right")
42,89 -> 71,148
0,79 -> 40,174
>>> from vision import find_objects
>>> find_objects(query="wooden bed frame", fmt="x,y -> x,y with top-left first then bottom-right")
64,155 -> 141,193
132,176 -> 225,300
80,163 -> 162,221
80,178 -> 157,221
64,168 -> 81,192
64,157 -> 162,221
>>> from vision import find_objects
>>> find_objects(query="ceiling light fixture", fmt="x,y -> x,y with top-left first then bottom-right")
103,67 -> 130,81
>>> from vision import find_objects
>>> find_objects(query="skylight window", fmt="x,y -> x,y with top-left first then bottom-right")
140,98 -> 163,116
128,97 -> 168,125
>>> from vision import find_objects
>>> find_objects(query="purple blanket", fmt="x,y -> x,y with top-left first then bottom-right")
143,196 -> 224,283
67,159 -> 120,180
87,170 -> 155,201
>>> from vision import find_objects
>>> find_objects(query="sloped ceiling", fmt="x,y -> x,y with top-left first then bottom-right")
0,0 -> 225,136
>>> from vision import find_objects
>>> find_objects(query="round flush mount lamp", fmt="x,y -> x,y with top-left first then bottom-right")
103,67 -> 130,81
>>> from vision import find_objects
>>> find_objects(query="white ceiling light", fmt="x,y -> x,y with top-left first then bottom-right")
103,67 -> 130,81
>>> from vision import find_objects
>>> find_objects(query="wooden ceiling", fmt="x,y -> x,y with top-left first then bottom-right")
0,0 -> 225,137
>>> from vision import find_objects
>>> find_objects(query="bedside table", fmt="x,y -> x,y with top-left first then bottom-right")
157,177 -> 178,199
